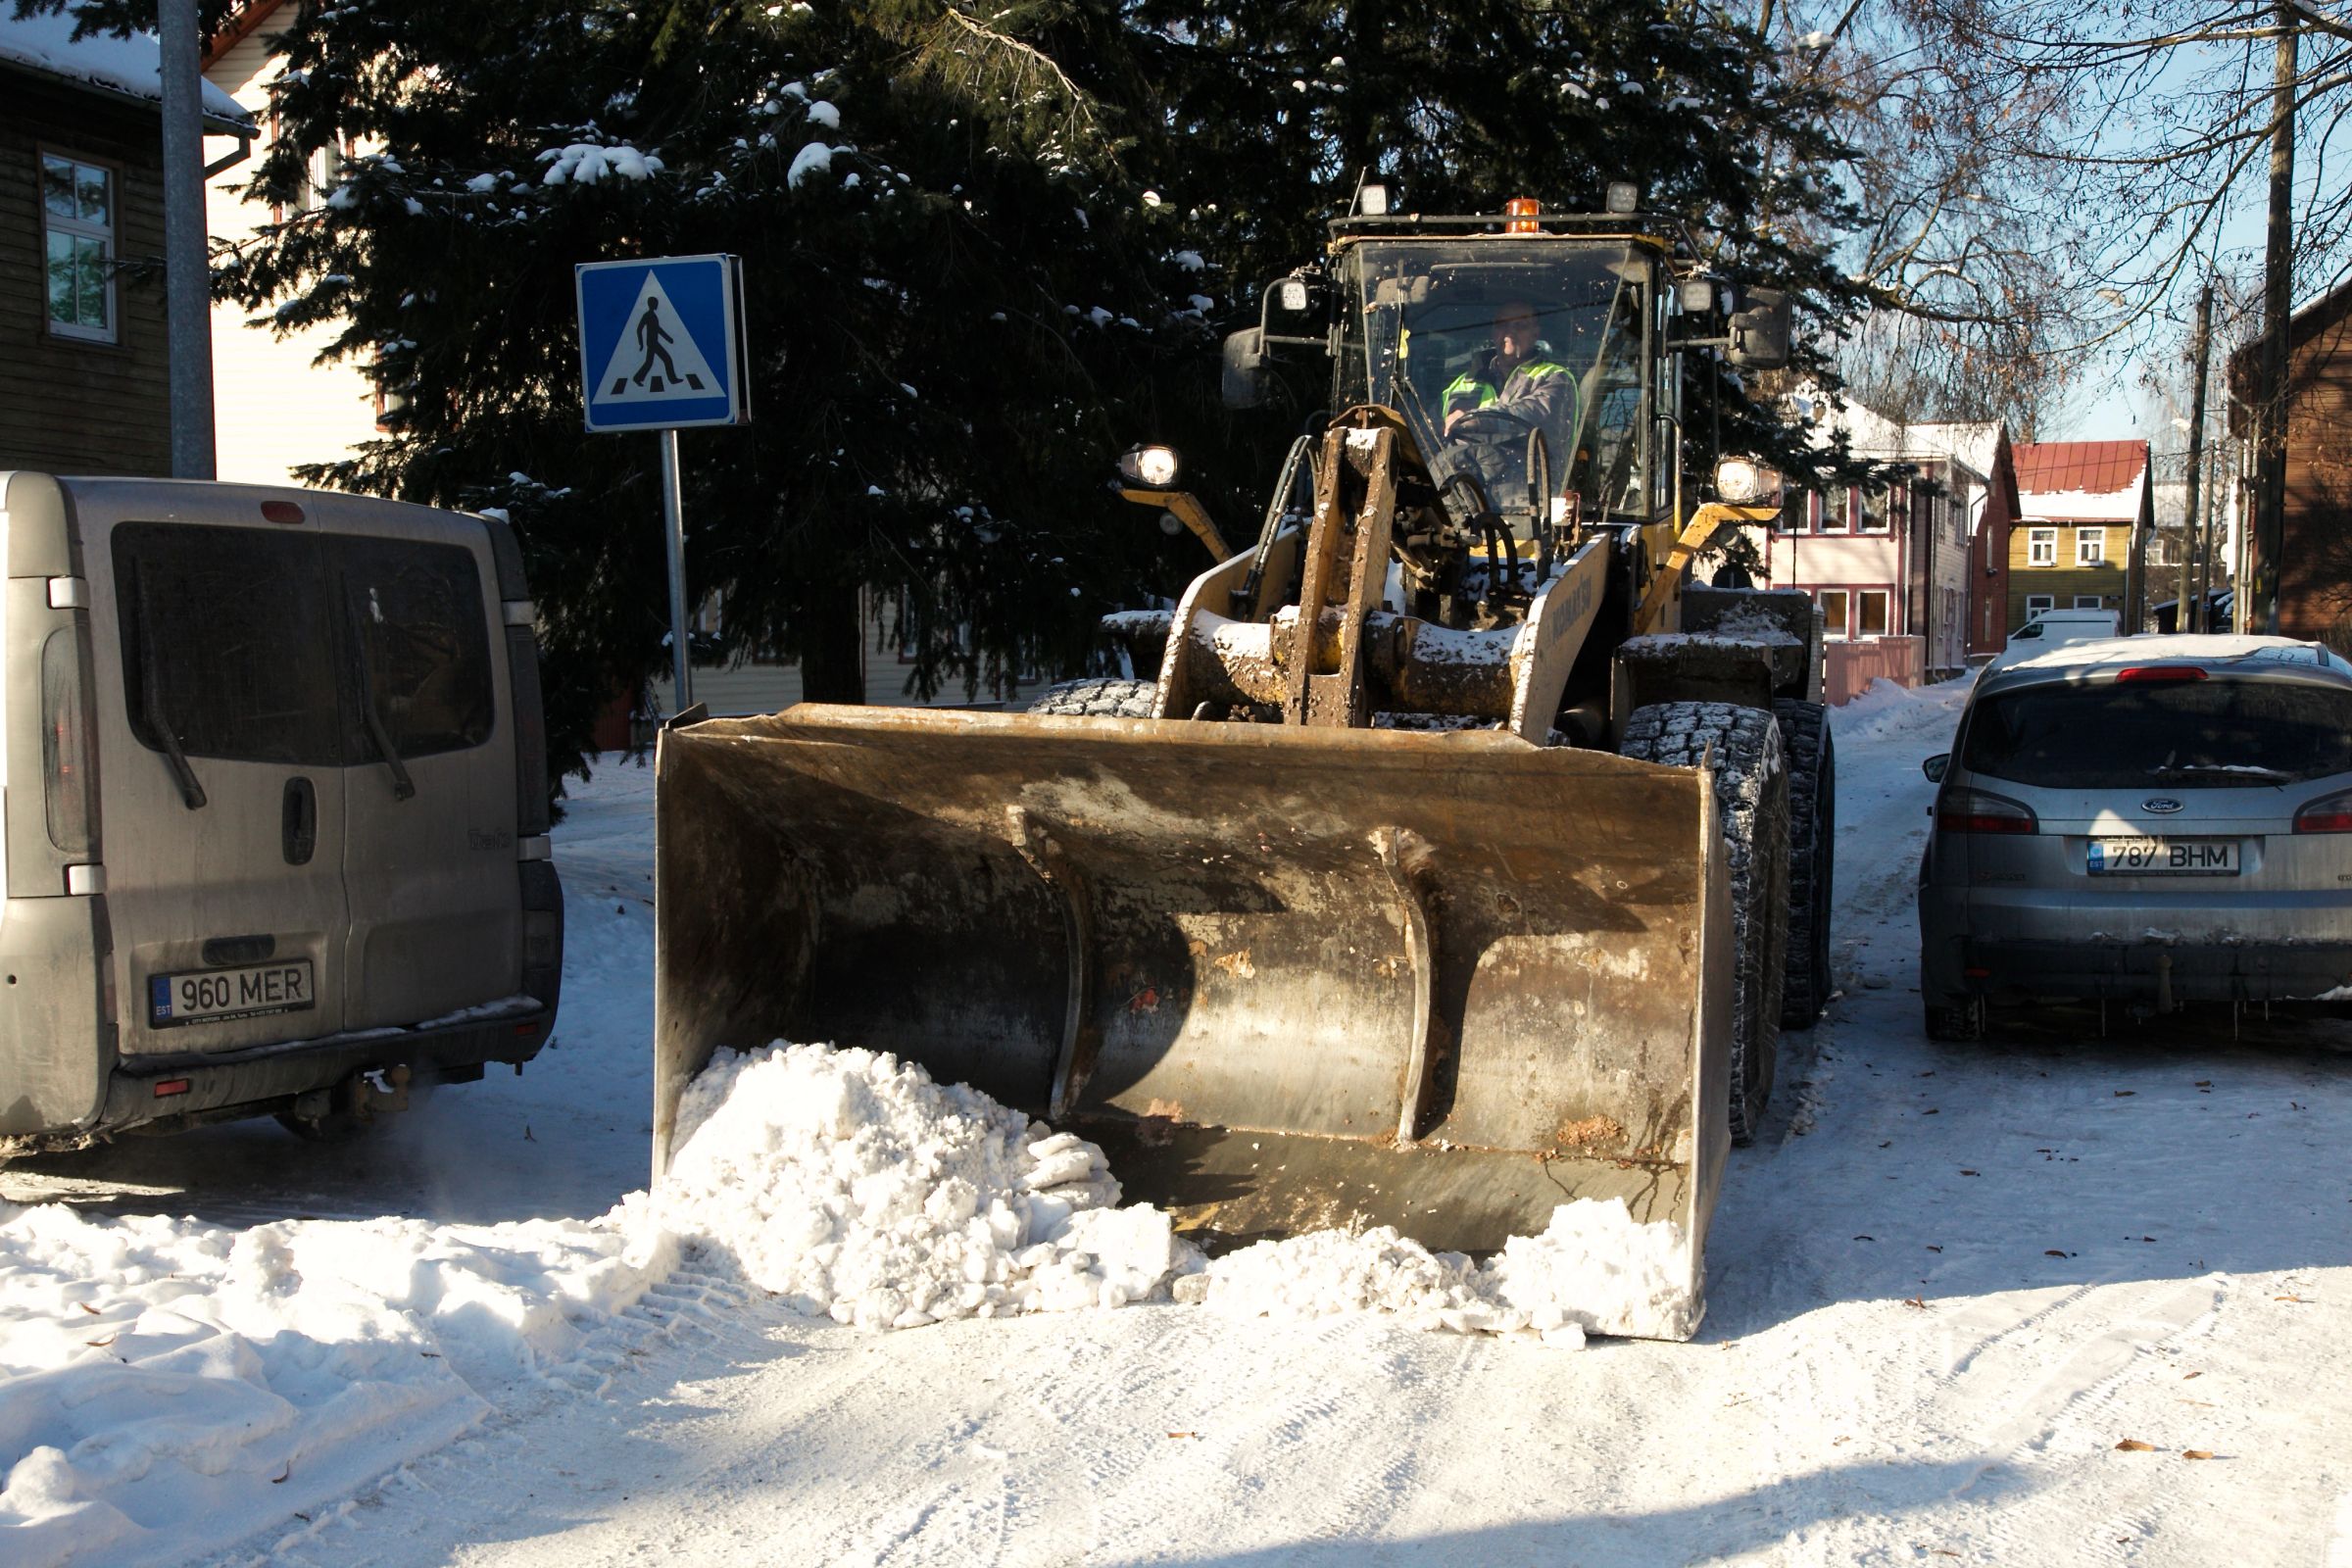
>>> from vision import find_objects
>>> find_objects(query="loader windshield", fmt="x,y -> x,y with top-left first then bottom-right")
1339,239 -> 1654,521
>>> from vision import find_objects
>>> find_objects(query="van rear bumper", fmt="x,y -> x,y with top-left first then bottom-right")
94,996 -> 555,1136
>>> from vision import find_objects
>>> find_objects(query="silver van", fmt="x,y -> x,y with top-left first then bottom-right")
1918,634 -> 2352,1038
0,473 -> 561,1152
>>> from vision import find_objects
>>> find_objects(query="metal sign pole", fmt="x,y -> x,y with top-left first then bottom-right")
661,427 -> 692,709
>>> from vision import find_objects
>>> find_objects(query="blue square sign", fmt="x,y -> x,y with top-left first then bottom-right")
575,254 -> 750,432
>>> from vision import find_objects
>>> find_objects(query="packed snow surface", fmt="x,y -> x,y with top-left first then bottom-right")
7,677 -> 2351,1566
1,1035 -> 1697,1562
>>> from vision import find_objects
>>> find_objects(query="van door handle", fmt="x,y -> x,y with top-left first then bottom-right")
283,776 -> 317,865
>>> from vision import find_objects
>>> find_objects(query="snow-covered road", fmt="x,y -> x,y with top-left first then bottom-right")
8,683 -> 2350,1566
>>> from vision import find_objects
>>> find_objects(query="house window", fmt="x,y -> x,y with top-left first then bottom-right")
2073,595 -> 2105,611
2025,593 -> 2054,617
2028,527 -> 2057,566
1781,491 -> 1815,537
41,152 -> 116,343
1857,588 -> 1890,637
2076,527 -> 2104,565
1820,486 -> 1850,533
1819,588 -> 1850,638
1857,488 -> 1890,533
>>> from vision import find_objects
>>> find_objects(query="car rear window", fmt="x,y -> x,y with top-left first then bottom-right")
115,523 -> 494,768
1961,676 -> 2352,788
115,523 -> 345,766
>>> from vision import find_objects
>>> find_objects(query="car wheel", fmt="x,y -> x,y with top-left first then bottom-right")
1925,997 -> 1986,1043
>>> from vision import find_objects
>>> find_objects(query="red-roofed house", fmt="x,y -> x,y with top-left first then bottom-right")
2007,440 -> 2153,632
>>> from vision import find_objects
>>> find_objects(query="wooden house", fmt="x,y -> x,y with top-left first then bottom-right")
1,12 -> 251,475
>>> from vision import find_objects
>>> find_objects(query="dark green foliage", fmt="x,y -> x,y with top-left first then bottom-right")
29,0 -> 1880,802
206,0 -> 1204,792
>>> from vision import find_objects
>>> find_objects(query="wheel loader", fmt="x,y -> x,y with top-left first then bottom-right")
651,194 -> 1836,1339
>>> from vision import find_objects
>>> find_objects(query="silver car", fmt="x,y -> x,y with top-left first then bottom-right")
1918,634 -> 2352,1039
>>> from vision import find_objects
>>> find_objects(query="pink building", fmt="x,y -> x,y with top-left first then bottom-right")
1733,402 -> 1995,702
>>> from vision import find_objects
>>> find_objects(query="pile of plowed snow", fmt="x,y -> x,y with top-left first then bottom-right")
653,1044 -> 1195,1328
661,1043 -> 1692,1345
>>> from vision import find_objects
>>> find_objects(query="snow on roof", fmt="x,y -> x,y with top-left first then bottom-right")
1906,420 -> 2004,482
1993,632 -> 2352,679
2015,439 -> 2148,520
0,8 -> 252,124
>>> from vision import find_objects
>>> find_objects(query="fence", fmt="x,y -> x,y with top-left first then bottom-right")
1823,636 -> 1925,706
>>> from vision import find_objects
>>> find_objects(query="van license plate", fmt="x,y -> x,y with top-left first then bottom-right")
148,960 -> 316,1028
2086,837 -> 2239,875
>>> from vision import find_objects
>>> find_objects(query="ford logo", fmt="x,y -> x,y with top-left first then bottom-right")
2142,797 -> 2185,814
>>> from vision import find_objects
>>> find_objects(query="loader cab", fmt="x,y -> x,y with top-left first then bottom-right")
1332,235 -> 1675,529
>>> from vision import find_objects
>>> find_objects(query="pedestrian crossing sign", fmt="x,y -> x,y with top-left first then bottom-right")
575,254 -> 750,432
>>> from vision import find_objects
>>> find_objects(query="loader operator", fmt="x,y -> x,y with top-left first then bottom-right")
1439,301 -> 1579,506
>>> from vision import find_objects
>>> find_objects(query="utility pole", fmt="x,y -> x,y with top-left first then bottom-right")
2254,0 -> 2297,634
159,0 -> 217,479
2180,284 -> 2213,631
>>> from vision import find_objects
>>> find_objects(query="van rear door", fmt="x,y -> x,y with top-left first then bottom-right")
94,511 -> 352,1054
318,505 -> 521,1029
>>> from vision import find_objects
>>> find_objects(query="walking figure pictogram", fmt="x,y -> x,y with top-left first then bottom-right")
615,297 -> 704,395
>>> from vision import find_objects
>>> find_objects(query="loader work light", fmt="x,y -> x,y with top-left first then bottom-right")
1119,444 -> 1182,489
1357,182 -> 1391,217
1504,197 -> 1543,233
1714,456 -> 1783,505
1605,181 -> 1641,214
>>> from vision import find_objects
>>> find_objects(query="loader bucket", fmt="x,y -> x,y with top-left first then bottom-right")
654,707 -> 1731,1339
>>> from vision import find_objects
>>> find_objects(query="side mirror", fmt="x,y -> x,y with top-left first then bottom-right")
1727,286 -> 1790,370
1221,328 -> 1268,410
1922,754 -> 1949,783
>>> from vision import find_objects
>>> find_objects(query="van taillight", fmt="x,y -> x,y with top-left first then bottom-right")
2294,788 -> 2352,833
1936,786 -> 2037,834
40,628 -> 97,857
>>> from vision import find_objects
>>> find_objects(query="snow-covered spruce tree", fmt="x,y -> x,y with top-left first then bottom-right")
1121,0 -> 1874,489
215,0 -> 1207,787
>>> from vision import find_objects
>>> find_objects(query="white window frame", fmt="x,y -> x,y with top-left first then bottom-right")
2027,527 -> 2056,566
40,150 -> 116,344
2025,593 -> 2054,617
1820,486 -> 1850,533
1856,588 -> 1891,637
2073,595 -> 2104,611
1818,588 -> 1850,639
2075,526 -> 2104,566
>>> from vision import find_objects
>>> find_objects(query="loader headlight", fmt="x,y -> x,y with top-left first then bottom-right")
1714,456 -> 1783,506
1119,444 -> 1182,489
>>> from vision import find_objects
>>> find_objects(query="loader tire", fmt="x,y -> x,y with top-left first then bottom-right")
1775,699 -> 1836,1030
1025,677 -> 1157,718
1620,702 -> 1790,1145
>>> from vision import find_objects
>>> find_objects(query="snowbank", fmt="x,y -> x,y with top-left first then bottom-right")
0,1040 -> 1696,1563
1832,669 -> 1975,745
0,1202 -> 674,1568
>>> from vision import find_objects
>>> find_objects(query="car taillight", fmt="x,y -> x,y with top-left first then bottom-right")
1936,786 -> 2037,834
2116,665 -> 2207,682
40,627 -> 97,857
2294,788 -> 2352,833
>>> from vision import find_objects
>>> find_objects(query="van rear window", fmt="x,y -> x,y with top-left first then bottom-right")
115,523 -> 493,768
116,525 -> 344,766
1961,677 -> 2352,788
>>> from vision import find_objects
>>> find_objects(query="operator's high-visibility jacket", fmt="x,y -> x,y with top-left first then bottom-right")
1443,354 -> 1578,437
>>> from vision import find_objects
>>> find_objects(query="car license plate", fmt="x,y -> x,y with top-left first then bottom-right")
2085,837 -> 2239,876
148,959 -> 316,1028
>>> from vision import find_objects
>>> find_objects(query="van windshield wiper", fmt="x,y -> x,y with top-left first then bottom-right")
345,582 -> 416,802
135,569 -> 206,809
